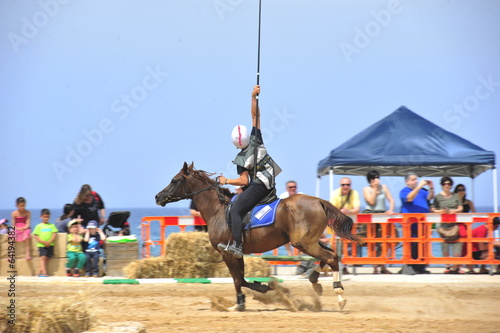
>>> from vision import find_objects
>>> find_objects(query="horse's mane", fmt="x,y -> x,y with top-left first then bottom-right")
192,169 -> 233,199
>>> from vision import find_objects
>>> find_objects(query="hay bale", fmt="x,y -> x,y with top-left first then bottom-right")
1,292 -> 94,333
124,232 -> 271,279
164,232 -> 221,263
212,261 -> 232,278
243,256 -> 271,277
123,257 -> 170,279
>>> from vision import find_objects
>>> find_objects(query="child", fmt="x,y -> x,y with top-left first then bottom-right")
83,220 -> 106,277
0,219 -> 9,234
11,197 -> 32,260
66,219 -> 86,277
32,209 -> 58,277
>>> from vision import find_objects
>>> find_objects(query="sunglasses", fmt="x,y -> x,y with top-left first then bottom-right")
287,186 -> 297,189
456,189 -> 465,192
442,182 -> 452,186
373,176 -> 380,179
341,184 -> 351,187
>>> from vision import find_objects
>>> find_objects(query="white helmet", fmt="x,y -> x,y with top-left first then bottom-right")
231,125 -> 250,149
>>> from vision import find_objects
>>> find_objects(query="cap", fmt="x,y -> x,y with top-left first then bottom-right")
67,219 -> 80,228
231,125 -> 250,149
87,220 -> 98,228
0,218 -> 8,225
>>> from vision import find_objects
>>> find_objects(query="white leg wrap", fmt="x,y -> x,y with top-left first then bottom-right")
333,271 -> 340,282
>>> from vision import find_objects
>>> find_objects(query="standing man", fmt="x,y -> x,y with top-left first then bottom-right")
330,177 -> 360,274
279,180 -> 302,199
330,177 -> 360,215
400,172 -> 434,274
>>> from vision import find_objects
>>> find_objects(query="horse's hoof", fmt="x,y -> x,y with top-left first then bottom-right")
228,304 -> 245,312
338,299 -> 346,310
312,283 -> 323,296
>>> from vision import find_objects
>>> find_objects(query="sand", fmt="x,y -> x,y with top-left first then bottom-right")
3,273 -> 500,333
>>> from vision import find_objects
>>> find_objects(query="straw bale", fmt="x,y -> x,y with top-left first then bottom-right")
124,232 -> 271,279
1,292 -> 94,333
164,232 -> 221,263
243,256 -> 271,277
212,261 -> 232,278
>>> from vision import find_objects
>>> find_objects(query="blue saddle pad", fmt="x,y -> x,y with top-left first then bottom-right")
244,199 -> 281,230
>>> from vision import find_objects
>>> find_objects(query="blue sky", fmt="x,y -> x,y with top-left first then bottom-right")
1,0 -> 499,212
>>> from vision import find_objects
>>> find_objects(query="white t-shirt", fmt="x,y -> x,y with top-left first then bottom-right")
279,191 -> 303,199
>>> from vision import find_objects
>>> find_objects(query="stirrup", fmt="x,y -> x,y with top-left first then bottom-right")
217,241 -> 231,252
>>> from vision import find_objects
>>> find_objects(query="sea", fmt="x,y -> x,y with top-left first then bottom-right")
1,206 -> 495,266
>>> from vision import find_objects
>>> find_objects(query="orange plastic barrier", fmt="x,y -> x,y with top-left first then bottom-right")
140,213 -> 500,269
340,213 -> 500,267
141,215 -> 206,257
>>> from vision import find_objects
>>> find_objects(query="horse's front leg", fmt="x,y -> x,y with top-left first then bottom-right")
221,254 -> 246,311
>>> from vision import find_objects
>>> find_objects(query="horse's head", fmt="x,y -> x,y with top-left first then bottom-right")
155,162 -> 195,206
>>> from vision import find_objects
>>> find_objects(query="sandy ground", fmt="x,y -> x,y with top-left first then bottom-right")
3,271 -> 500,333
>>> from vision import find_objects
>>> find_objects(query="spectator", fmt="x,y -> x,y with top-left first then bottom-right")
0,219 -> 9,234
400,172 -> 434,274
279,180 -> 303,256
331,177 -> 360,274
330,177 -> 360,215
11,197 -> 32,260
84,220 -> 106,277
279,180 -> 303,199
362,170 -> 395,274
72,184 -> 106,228
55,203 -> 79,233
32,209 -> 58,277
66,219 -> 86,277
432,176 -> 463,274
190,200 -> 207,232
465,217 -> 500,274
454,184 -> 476,213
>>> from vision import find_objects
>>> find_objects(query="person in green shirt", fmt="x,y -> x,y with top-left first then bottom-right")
66,219 -> 86,277
32,209 -> 58,277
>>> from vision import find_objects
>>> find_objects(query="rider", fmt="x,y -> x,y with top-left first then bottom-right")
218,85 -> 281,258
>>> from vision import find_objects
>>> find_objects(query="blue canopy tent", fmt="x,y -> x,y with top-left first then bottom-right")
316,106 -> 497,212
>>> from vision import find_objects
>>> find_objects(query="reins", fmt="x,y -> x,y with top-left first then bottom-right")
167,176 -> 231,205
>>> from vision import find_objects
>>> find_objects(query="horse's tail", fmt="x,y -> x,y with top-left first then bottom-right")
320,199 -> 363,244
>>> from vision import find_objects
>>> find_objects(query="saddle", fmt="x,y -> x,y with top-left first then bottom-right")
225,188 -> 280,230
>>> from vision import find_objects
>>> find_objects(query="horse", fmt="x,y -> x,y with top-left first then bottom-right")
155,162 -> 362,311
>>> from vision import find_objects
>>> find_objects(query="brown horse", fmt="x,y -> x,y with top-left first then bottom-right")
155,162 -> 362,311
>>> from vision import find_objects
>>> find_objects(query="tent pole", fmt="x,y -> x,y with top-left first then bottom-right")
316,175 -> 321,198
329,168 -> 334,200
493,168 -> 498,213
471,177 -> 475,207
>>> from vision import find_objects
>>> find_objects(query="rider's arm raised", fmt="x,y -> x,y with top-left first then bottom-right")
251,85 -> 260,129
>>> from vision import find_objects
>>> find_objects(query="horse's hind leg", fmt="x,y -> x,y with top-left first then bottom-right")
299,242 -> 346,310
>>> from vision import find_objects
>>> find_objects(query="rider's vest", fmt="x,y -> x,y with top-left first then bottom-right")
233,130 -> 281,189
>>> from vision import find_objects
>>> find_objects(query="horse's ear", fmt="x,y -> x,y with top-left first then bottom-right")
182,162 -> 190,176
189,162 -> 194,171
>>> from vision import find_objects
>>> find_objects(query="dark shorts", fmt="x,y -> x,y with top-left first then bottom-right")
472,250 -> 485,260
39,246 -> 54,257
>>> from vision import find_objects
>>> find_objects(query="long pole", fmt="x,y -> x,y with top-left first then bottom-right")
253,0 -> 262,178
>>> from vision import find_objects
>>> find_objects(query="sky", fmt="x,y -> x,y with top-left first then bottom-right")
1,0 -> 499,213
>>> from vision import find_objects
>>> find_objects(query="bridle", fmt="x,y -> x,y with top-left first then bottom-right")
166,176 -> 230,205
